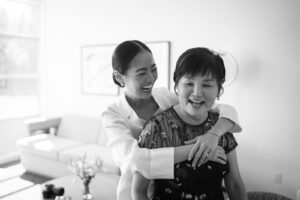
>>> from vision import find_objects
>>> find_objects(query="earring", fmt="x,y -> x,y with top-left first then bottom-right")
174,87 -> 178,95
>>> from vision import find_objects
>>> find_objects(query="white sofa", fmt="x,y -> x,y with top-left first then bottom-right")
16,114 -> 120,178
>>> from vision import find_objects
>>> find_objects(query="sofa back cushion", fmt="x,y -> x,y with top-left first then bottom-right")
57,114 -> 101,144
97,126 -> 108,146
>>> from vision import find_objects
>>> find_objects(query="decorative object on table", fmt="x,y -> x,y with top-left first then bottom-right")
68,154 -> 103,200
81,41 -> 170,95
42,184 -> 65,199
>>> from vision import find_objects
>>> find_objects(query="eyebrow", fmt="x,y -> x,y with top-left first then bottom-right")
185,75 -> 213,80
135,64 -> 156,73
184,77 -> 215,83
135,67 -> 147,73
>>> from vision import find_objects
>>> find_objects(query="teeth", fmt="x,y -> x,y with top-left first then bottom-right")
142,84 -> 153,90
190,99 -> 203,104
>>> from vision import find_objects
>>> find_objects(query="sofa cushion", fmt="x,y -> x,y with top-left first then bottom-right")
57,114 -> 101,144
16,134 -> 84,160
58,144 -> 120,175
97,128 -> 109,146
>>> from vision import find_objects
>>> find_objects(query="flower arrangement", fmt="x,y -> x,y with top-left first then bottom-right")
68,154 -> 102,199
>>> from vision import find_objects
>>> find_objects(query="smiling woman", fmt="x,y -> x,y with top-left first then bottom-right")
102,40 -> 242,200
173,47 -> 225,126
132,47 -> 247,200
116,50 -> 158,103
175,73 -> 219,125
81,41 -> 170,96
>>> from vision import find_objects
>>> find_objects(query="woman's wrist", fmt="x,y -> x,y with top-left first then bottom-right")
174,144 -> 193,163
208,117 -> 234,137
208,130 -> 221,138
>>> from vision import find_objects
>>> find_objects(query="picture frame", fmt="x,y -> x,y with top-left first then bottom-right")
146,41 -> 170,90
81,44 -> 119,95
81,41 -> 170,95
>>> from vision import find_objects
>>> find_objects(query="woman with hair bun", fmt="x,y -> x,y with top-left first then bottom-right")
102,41 -> 242,200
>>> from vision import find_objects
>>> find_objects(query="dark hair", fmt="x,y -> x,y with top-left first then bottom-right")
112,40 -> 152,87
173,47 -> 226,95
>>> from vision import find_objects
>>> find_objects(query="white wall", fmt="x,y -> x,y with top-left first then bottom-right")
41,0 -> 300,199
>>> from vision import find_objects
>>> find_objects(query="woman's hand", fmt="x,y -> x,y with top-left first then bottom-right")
209,146 -> 227,164
184,132 -> 219,168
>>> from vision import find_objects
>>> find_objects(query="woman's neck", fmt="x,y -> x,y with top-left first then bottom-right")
125,94 -> 153,109
125,93 -> 159,121
174,105 -> 208,126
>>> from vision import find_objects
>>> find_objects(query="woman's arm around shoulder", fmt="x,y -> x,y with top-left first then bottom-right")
185,103 -> 242,167
101,104 -> 174,179
152,87 -> 179,108
138,111 -> 195,165
211,103 -> 242,133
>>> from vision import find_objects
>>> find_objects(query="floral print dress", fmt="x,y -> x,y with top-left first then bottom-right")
138,106 -> 238,200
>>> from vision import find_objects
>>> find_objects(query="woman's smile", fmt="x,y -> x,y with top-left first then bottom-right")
141,83 -> 153,93
188,99 -> 205,108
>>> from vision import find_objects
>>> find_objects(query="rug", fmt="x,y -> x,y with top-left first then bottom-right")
0,162 -> 52,198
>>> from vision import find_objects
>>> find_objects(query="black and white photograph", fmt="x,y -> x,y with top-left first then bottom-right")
0,0 -> 299,200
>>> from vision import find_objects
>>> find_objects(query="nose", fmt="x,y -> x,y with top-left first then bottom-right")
192,84 -> 203,97
146,71 -> 155,82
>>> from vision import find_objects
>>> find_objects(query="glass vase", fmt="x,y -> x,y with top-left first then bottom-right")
82,181 -> 92,199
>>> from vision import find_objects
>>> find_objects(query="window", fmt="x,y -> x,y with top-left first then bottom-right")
0,0 -> 41,119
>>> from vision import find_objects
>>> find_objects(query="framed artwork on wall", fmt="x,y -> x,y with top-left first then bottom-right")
146,41 -> 170,90
81,44 -> 119,95
81,41 -> 170,95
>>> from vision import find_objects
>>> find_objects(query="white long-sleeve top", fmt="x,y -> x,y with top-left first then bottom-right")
101,87 -> 241,200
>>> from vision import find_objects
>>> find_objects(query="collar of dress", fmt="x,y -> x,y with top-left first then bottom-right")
118,89 -> 162,120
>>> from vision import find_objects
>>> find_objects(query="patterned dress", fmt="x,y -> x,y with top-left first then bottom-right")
138,106 -> 238,200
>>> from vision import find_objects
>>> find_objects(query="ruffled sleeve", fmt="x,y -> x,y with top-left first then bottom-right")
219,132 -> 238,154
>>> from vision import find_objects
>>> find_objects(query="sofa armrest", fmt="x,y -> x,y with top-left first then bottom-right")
25,117 -> 61,136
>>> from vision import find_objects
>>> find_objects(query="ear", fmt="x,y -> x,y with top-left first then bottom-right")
217,88 -> 224,100
174,85 -> 178,96
113,70 -> 125,87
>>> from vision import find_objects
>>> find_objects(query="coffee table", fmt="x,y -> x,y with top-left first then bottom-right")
3,172 -> 119,200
